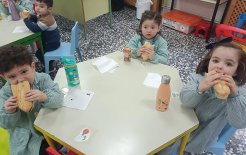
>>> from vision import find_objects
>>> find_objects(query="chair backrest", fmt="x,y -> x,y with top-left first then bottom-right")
236,13 -> 246,28
216,24 -> 246,44
217,123 -> 236,144
70,21 -> 79,55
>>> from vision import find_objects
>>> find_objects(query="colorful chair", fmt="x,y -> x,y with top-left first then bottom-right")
208,124 -> 236,155
46,146 -> 77,155
44,22 -> 83,73
236,13 -> 246,28
0,127 -> 9,155
194,20 -> 216,39
216,24 -> 246,44
169,124 -> 236,155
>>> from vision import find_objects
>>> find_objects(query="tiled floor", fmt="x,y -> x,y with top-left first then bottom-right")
24,6 -> 246,155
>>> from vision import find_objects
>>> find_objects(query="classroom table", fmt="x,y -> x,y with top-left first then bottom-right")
0,19 -> 44,55
34,52 -> 199,155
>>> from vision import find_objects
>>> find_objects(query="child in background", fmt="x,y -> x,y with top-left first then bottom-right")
126,10 -> 169,64
0,45 -> 64,155
0,0 -> 34,17
22,0 -> 60,66
158,43 -> 246,155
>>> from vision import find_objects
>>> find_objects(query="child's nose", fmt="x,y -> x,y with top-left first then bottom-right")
216,64 -> 223,71
17,78 -> 25,83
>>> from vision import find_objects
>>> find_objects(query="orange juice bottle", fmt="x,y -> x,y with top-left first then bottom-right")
156,75 -> 171,112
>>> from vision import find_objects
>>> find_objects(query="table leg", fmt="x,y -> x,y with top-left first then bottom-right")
43,134 -> 56,148
178,132 -> 191,155
206,0 -> 221,43
36,33 -> 44,56
108,0 -> 112,27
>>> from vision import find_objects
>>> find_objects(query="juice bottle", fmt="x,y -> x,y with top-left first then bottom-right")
62,58 -> 80,87
156,75 -> 171,112
123,47 -> 131,62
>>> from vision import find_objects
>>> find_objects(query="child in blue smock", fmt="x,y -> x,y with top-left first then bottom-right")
126,10 -> 169,64
0,45 -> 64,155
157,43 -> 246,155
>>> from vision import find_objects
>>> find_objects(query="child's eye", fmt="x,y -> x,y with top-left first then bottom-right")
212,59 -> 218,63
226,62 -> 233,67
21,70 -> 28,74
8,75 -> 16,79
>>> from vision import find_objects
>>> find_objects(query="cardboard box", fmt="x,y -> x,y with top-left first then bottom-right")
161,10 -> 202,34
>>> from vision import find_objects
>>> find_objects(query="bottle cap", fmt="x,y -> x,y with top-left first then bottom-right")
161,75 -> 171,84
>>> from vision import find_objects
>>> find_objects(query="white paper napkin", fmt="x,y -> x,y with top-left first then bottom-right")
92,56 -> 118,73
12,26 -> 29,33
143,73 -> 161,88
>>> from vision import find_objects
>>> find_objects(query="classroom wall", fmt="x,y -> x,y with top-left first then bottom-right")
164,0 -> 226,23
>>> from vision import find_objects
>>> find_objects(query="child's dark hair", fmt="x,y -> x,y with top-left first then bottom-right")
137,10 -> 162,34
0,45 -> 33,74
36,0 -> 53,7
196,43 -> 246,85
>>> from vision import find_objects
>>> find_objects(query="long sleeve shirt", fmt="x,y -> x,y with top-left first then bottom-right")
24,14 -> 60,52
126,34 -> 169,65
180,73 -> 246,153
0,72 -> 64,155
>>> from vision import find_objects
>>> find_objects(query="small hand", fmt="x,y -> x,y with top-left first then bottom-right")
39,15 -> 55,26
4,96 -> 18,113
145,48 -> 155,60
137,47 -> 145,57
220,75 -> 238,95
2,0 -> 8,7
198,70 -> 223,92
25,90 -> 47,102
20,10 -> 30,19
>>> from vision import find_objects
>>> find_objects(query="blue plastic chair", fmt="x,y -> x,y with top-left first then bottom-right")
208,124 -> 236,155
169,124 -> 236,155
236,13 -> 246,28
44,21 -> 83,73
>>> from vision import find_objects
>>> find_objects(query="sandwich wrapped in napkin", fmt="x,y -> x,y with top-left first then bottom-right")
11,81 -> 33,112
213,80 -> 230,100
141,41 -> 154,61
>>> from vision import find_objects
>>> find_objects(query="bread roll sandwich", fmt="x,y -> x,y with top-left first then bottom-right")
141,41 -> 154,61
11,81 -> 33,112
20,10 -> 29,19
213,80 -> 230,100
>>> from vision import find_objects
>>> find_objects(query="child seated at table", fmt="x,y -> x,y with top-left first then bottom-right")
0,0 -> 34,17
0,45 -> 64,155
22,0 -> 60,69
125,10 -> 169,64
157,43 -> 246,155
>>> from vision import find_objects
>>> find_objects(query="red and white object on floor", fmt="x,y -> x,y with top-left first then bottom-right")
161,10 -> 202,34
194,20 -> 217,39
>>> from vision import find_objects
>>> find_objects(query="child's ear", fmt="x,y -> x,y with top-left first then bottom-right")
48,7 -> 52,13
31,62 -> 35,70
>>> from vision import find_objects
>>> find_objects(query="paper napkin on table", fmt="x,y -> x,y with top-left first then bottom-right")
92,56 -> 118,73
143,73 -> 161,88
12,26 -> 29,33
62,88 -> 94,110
